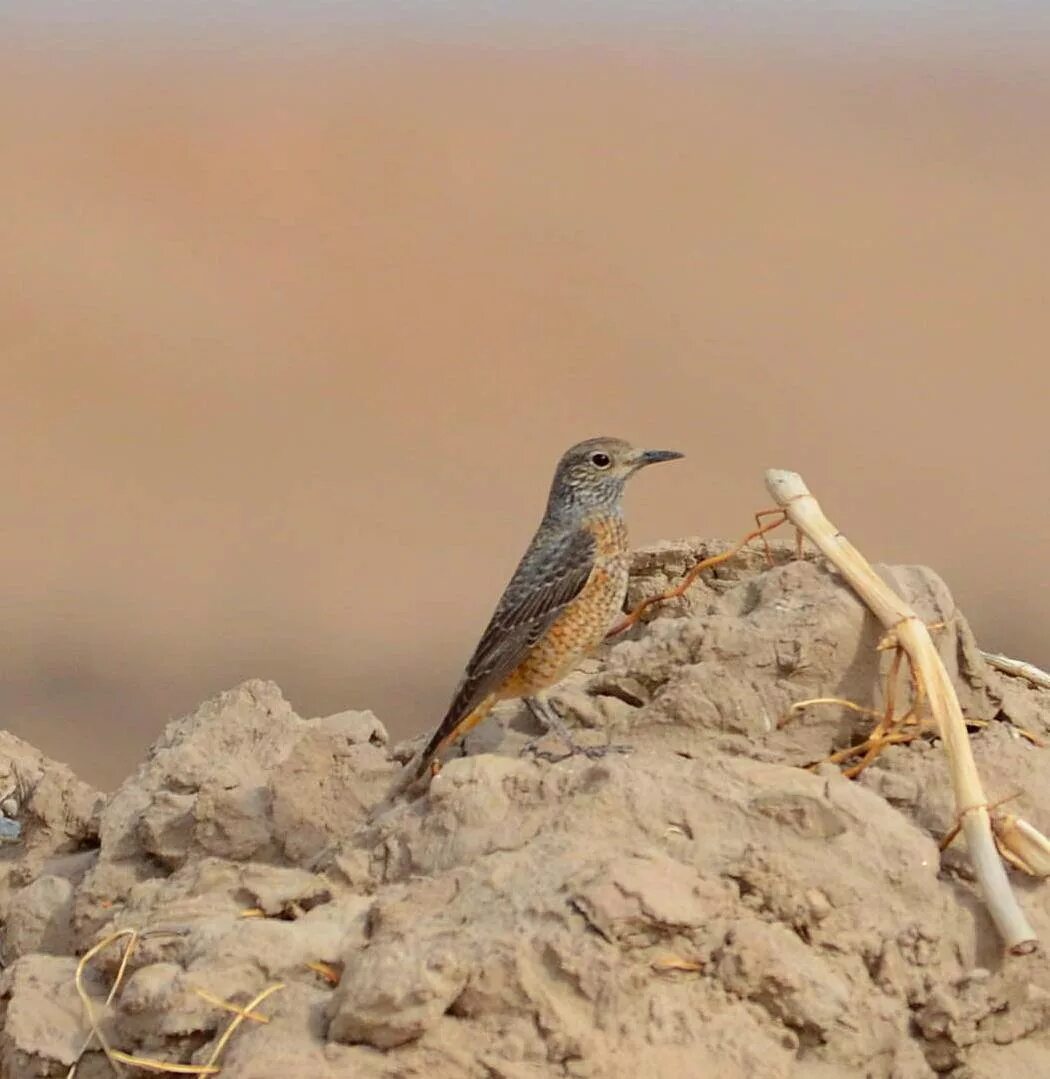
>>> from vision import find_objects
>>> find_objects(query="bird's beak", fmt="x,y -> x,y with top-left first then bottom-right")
635,448 -> 685,468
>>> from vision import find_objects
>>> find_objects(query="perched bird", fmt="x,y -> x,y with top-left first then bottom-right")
410,436 -> 683,780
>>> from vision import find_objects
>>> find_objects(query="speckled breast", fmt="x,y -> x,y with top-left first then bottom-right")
505,514 -> 630,695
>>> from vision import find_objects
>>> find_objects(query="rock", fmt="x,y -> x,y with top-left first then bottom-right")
327,941 -> 468,1048
570,854 -> 730,945
0,542 -> 1047,1078
0,955 -> 88,1071
717,918 -> 850,1035
3,875 -> 74,960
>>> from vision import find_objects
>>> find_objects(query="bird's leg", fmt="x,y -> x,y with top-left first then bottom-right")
523,697 -> 576,757
521,696 -> 629,761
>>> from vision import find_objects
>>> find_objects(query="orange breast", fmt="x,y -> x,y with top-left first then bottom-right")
500,513 -> 630,698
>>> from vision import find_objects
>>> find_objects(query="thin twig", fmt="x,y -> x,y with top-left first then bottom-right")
608,512 -> 788,637
191,988 -> 271,1024
69,928 -> 277,1077
765,469 -> 1040,955
785,697 -> 882,724
203,983 -> 285,1068
71,930 -> 138,1077
106,1055 -> 218,1075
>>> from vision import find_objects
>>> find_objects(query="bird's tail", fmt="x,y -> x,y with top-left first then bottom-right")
410,693 -> 498,780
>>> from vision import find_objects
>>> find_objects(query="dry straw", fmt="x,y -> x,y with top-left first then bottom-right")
600,471 -> 1047,953
765,469 -> 1042,955
67,928 -> 283,1077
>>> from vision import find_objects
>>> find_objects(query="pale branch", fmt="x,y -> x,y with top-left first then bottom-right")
981,650 -> 1050,692
765,468 -> 1038,955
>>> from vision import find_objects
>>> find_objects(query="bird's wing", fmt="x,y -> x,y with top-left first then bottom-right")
417,525 -> 597,765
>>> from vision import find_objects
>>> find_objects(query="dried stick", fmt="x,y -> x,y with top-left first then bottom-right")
981,650 -> 1050,692
71,929 -> 137,1077
191,988 -> 271,1024
607,512 -> 788,637
69,926 -> 280,1077
202,983 -> 285,1069
765,469 -> 1038,955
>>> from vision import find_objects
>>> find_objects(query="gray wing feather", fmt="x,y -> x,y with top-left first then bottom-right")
418,525 -> 596,762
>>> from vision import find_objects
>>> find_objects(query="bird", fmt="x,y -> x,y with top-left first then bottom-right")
410,436 -> 683,780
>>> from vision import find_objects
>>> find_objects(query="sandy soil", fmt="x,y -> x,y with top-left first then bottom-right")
1,540 -> 1047,1076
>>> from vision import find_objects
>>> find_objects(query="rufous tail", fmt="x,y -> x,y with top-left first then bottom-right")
411,693 -> 498,780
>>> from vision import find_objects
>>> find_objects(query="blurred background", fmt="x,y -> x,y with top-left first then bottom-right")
2,3 -> 1048,789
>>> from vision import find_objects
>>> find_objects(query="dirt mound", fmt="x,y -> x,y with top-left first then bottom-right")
1,540 -> 1048,1078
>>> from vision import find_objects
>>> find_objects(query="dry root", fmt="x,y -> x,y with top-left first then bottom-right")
607,511 -> 788,638
786,640 -> 927,778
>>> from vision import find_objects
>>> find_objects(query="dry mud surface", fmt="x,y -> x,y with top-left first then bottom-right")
1,540 -> 1048,1078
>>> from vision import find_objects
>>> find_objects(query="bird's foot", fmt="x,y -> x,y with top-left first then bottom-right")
520,696 -> 632,762
519,734 -> 631,762
520,737 -> 573,763
578,741 -> 631,759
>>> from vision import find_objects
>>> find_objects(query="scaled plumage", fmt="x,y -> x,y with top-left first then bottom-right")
411,437 -> 682,779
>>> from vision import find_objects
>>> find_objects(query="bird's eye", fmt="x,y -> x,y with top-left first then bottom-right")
590,452 -> 612,469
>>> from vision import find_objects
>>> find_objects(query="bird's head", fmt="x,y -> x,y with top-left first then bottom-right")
545,436 -> 683,518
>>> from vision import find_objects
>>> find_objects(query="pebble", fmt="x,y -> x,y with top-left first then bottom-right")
0,815 -> 22,842
806,888 -> 833,921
